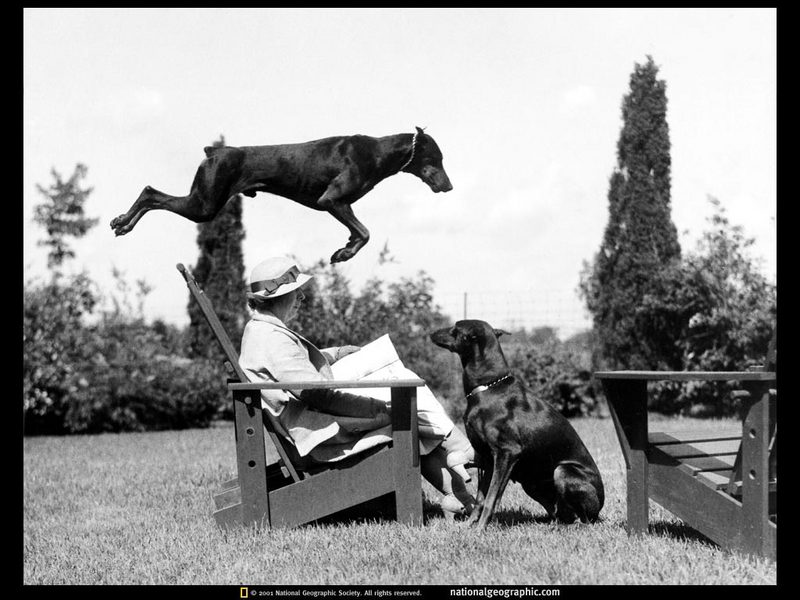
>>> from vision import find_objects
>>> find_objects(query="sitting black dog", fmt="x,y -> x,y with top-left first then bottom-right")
431,319 -> 604,528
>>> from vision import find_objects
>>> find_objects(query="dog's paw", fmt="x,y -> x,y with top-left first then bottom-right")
110,218 -> 132,236
330,247 -> 355,263
110,216 -> 127,233
465,508 -> 482,527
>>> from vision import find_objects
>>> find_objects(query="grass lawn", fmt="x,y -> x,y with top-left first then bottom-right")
23,416 -> 777,585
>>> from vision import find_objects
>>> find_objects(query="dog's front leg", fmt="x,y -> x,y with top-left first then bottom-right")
474,452 -> 518,529
466,463 -> 492,525
325,203 -> 370,264
317,171 -> 370,263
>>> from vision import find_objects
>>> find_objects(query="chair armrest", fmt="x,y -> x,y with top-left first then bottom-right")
594,370 -> 776,383
228,378 -> 426,391
228,378 -> 424,443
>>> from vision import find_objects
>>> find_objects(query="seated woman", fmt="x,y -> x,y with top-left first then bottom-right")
239,256 -> 476,517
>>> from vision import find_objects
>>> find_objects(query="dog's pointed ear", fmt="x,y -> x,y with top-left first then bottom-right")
494,328 -> 511,338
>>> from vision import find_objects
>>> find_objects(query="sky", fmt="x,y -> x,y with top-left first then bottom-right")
23,8 -> 777,339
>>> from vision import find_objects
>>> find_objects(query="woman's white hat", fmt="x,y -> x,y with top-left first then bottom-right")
247,256 -> 313,299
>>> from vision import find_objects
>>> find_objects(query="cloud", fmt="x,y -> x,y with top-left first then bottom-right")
561,84 -> 597,113
69,87 -> 166,134
130,88 -> 165,117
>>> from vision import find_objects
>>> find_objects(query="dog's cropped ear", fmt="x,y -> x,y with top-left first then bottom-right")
494,329 -> 511,338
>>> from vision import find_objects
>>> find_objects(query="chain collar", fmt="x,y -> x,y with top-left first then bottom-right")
466,373 -> 514,399
399,131 -> 418,171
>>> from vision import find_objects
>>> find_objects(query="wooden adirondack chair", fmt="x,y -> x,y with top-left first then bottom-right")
595,330 -> 777,559
177,263 -> 424,529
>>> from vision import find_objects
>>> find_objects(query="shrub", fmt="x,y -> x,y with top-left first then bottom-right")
505,335 -> 601,418
23,273 -> 99,434
61,316 -> 226,433
24,276 -> 229,435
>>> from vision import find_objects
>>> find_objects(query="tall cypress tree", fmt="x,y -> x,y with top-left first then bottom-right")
580,56 -> 681,369
187,135 -> 248,360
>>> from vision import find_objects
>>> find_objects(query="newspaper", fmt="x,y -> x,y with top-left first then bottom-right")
329,334 -> 401,380
329,333 -> 453,452
329,334 -> 414,400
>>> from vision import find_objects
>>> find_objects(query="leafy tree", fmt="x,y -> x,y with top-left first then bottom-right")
186,135 -> 248,361
641,198 -> 776,415
680,197 -> 775,369
25,164 -> 99,432
33,163 -> 98,271
580,56 -> 682,370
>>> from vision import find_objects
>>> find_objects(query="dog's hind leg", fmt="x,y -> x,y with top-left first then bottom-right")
474,452 -> 518,529
519,480 -> 558,520
110,186 -> 190,236
553,464 -> 603,524
110,149 -> 243,236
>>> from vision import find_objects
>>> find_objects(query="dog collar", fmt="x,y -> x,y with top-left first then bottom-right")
466,373 -> 514,399
399,131 -> 418,171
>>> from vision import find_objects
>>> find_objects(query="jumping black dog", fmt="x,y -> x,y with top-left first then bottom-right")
110,127 -> 452,263
431,320 -> 604,528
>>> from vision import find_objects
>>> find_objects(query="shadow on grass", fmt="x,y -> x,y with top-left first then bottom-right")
308,494 -> 400,527
304,496 -> 572,528
424,500 -> 558,526
484,507 -> 554,526
648,520 -> 717,547
304,493 -> 450,527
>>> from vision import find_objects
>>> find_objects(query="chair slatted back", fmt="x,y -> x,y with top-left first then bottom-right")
177,263 -> 302,482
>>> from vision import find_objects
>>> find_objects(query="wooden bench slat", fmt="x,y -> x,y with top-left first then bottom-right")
649,432 -> 741,466
649,444 -> 734,479
670,453 -> 735,473
595,370 -> 776,382
656,446 -> 738,460
727,478 -> 777,496
697,471 -> 736,491
649,431 -> 741,446
650,441 -> 739,460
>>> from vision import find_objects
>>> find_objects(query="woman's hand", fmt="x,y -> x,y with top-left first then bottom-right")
335,345 -> 362,361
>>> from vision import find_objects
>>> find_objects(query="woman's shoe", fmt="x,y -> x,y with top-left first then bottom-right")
440,493 -> 473,520
421,445 -> 477,520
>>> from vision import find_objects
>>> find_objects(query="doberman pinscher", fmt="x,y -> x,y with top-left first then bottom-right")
431,320 -> 604,528
110,127 -> 452,264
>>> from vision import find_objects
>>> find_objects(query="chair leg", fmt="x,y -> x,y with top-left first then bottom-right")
233,389 -> 271,528
604,379 -> 650,535
391,386 -> 423,525
740,383 -> 771,557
